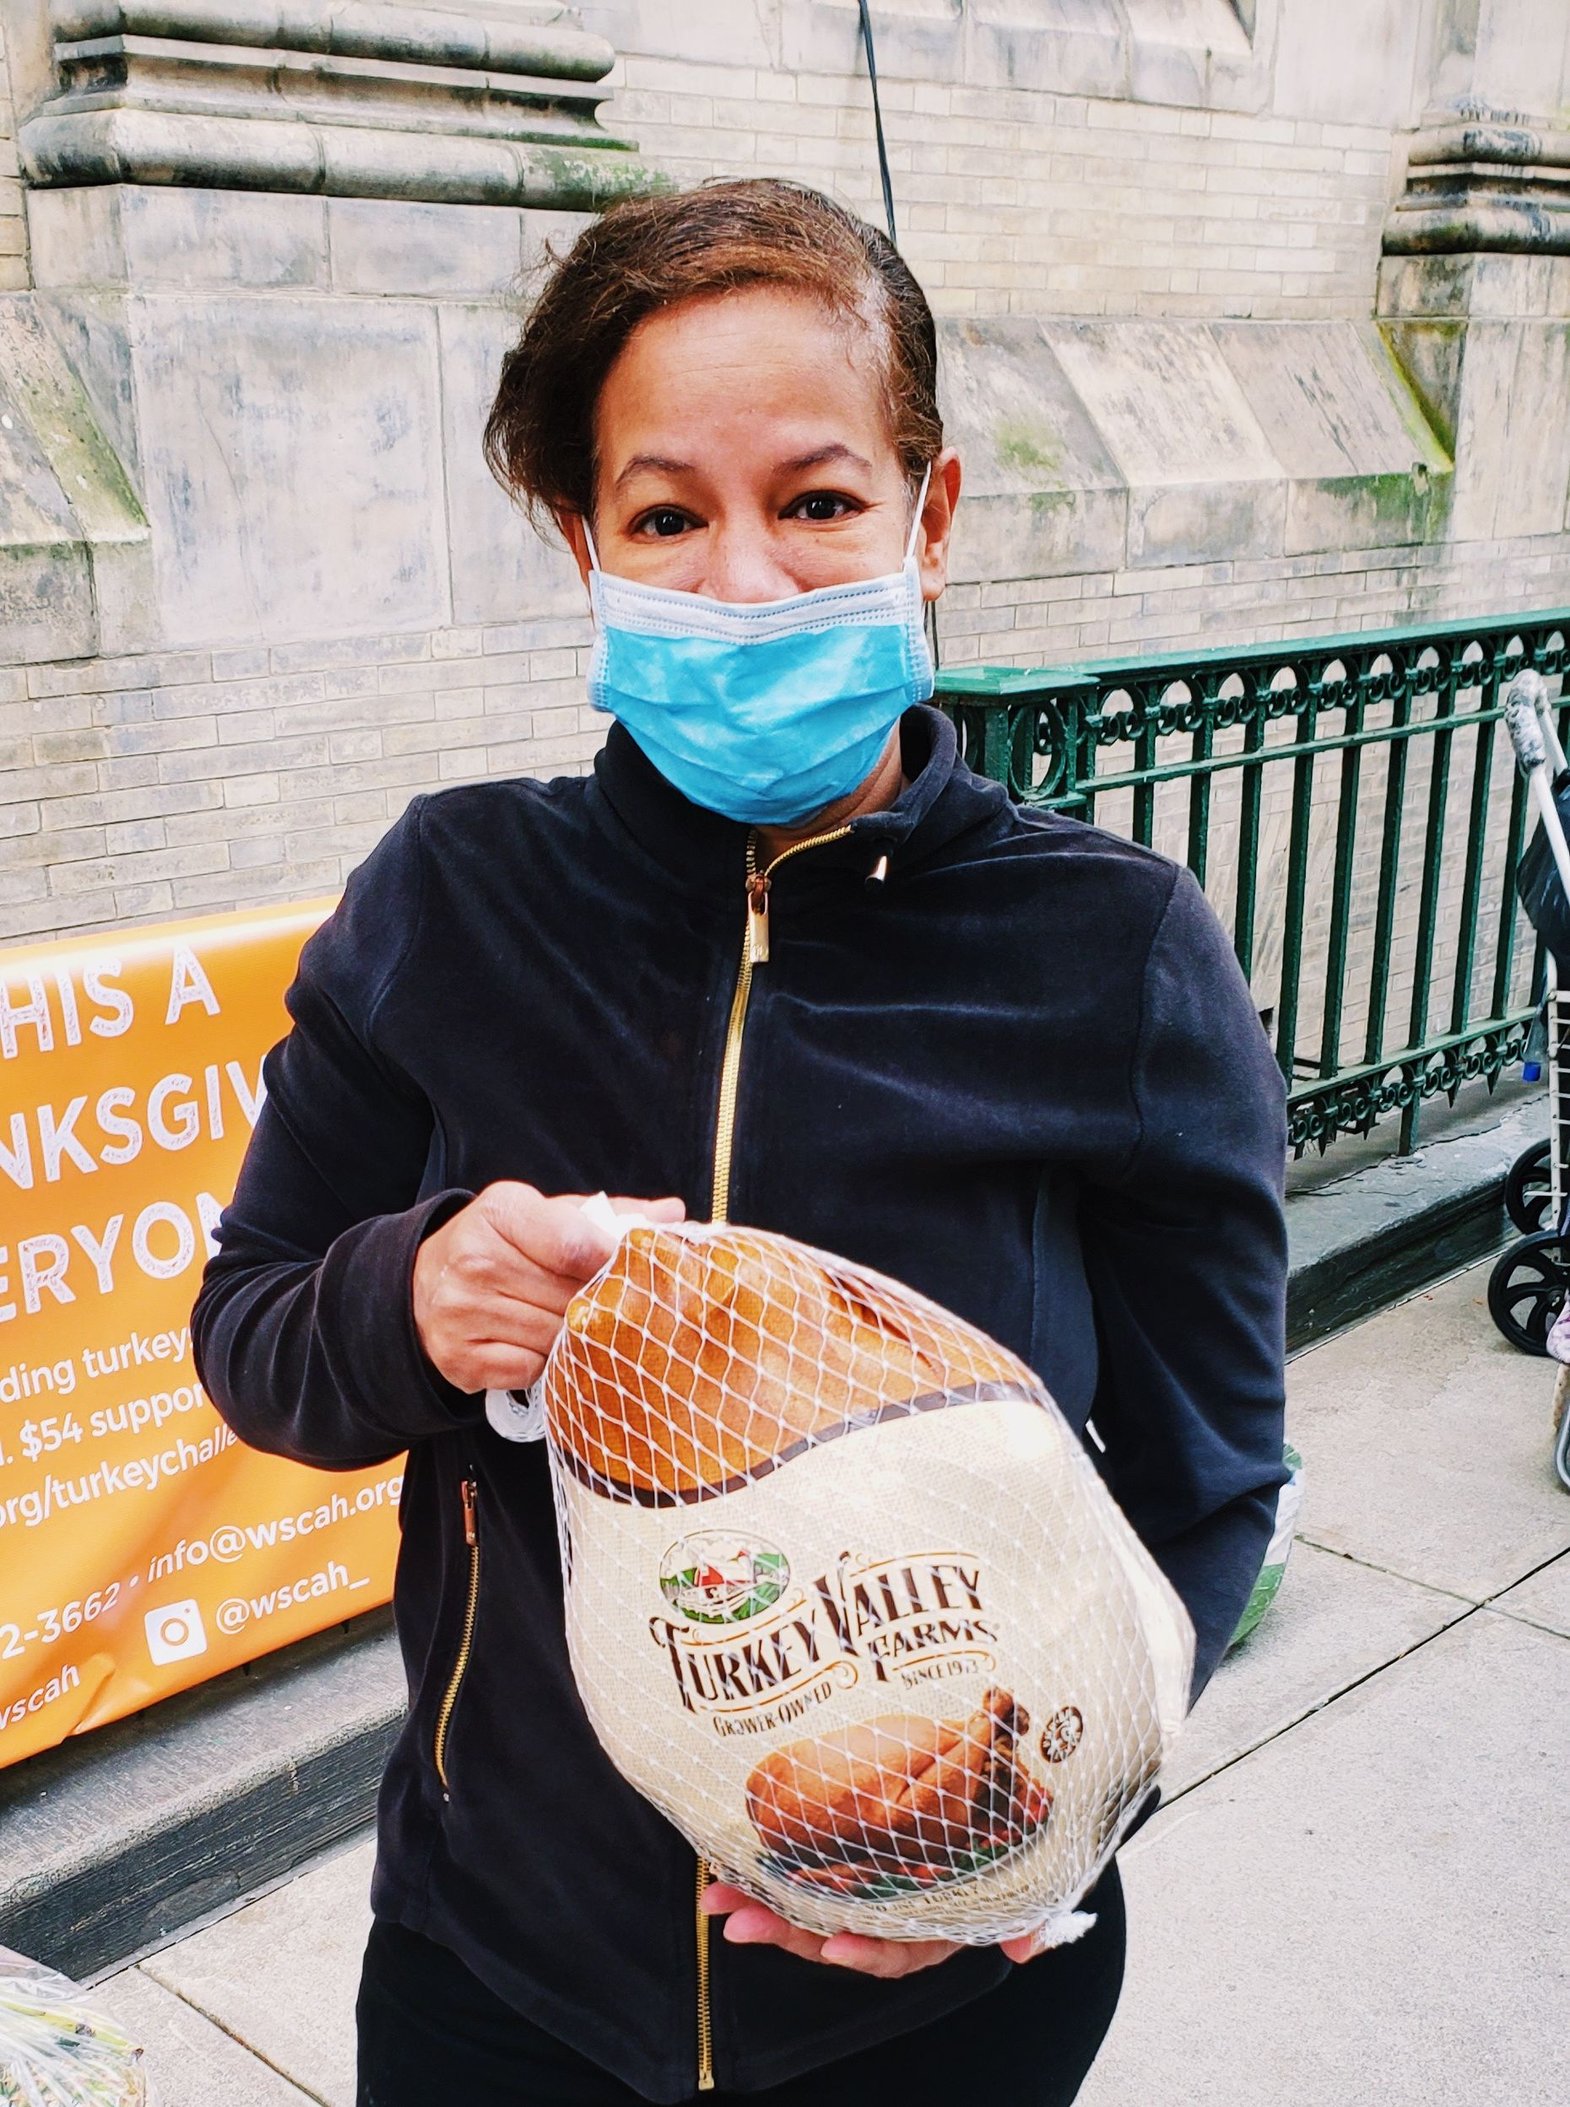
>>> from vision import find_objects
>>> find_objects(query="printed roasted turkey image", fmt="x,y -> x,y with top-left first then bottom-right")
746,1687 -> 1052,1894
547,1223 -> 1035,1503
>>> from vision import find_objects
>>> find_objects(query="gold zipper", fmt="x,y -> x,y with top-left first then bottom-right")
696,819 -> 855,2089
433,1474 -> 479,1798
695,1858 -> 715,2092
709,824 -> 853,1224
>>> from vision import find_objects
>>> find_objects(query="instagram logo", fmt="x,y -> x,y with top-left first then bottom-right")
144,1599 -> 209,1665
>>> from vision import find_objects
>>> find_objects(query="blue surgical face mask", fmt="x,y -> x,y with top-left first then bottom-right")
584,470 -> 934,825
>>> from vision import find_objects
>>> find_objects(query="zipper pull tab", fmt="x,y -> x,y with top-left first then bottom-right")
746,873 -> 771,965
460,1475 -> 478,1546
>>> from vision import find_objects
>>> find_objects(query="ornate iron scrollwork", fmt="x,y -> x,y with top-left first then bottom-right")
938,614 -> 1569,1157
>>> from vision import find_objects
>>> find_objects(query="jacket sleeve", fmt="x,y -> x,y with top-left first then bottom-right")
1079,865 -> 1289,1700
192,798 -> 482,1469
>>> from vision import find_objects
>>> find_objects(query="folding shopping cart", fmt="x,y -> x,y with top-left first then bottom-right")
1488,668 -> 1570,1489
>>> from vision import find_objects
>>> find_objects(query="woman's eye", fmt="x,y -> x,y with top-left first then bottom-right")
634,508 -> 694,538
789,491 -> 858,523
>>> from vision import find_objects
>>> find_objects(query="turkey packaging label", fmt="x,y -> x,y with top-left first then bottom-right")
542,1222 -> 1194,1945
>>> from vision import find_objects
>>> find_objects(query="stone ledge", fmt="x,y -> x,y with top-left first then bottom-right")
0,1094 -> 1536,1979
0,1610 -> 403,1981
52,0 -> 615,80
19,0 -> 665,209
21,107 -> 661,210
1286,1091 -> 1538,1350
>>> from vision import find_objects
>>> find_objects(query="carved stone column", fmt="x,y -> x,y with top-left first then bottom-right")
1385,119 -> 1570,258
1384,0 -> 1570,261
1378,0 -> 1570,544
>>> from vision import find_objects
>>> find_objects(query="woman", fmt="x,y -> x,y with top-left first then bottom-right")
193,179 -> 1287,2105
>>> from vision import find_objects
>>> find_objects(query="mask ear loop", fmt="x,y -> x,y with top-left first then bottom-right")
906,464 -> 939,676
905,464 -> 933,565
579,516 -> 604,635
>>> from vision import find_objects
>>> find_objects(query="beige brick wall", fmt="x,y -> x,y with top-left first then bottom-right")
603,58 -> 1395,323
4,529 -> 1566,956
0,617 -> 599,943
2,0 -> 1563,1070
0,12 -> 27,292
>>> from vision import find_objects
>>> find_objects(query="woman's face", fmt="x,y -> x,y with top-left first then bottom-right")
563,285 -> 960,605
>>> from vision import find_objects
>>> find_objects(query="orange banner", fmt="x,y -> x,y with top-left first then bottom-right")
0,897 -> 406,1769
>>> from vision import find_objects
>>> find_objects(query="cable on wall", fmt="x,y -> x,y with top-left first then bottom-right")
857,0 -> 898,246
856,2 -> 941,671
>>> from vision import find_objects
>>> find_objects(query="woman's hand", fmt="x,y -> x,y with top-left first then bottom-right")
412,1182 -> 685,1394
700,1883 -> 960,1980
700,1884 -> 1062,1976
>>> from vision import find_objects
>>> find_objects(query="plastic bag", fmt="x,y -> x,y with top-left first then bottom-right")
542,1214 -> 1193,1948
1228,1442 -> 1304,1649
0,1948 -> 146,2106
1547,1298 -> 1570,1366
1515,767 -> 1570,961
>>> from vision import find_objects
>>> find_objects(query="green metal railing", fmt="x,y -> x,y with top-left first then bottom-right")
937,611 -> 1570,1155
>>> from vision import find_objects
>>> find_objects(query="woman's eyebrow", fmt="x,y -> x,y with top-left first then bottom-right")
613,453 -> 694,490
612,443 -> 875,491
782,444 -> 873,476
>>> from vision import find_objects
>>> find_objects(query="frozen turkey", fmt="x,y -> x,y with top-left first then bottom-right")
542,1220 -> 1193,1946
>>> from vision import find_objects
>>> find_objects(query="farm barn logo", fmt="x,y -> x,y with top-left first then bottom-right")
659,1534 -> 791,1625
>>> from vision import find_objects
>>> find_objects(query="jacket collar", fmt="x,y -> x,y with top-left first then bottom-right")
587,705 -> 1008,893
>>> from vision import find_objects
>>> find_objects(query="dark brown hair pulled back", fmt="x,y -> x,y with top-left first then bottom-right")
484,178 -> 943,529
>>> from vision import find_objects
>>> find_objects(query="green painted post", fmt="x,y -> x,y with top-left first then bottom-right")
1318,692 -> 1364,1082
1363,686 -> 1412,1071
1274,687 -> 1318,1085
1235,708 -> 1266,982
1448,673 -> 1501,1040
1399,657 -> 1461,1152
982,702 -> 1012,787
1132,688 -> 1157,849
1491,763 -> 1530,1020
1187,692 -> 1214,887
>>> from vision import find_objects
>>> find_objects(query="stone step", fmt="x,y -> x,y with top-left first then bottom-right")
0,1613 -> 402,1981
1285,1089 -> 1539,1351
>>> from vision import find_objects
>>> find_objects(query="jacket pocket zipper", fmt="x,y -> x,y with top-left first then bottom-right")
433,1474 -> 479,1800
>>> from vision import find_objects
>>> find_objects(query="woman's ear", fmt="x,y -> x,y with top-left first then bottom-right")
918,449 -> 962,603
558,510 -> 594,592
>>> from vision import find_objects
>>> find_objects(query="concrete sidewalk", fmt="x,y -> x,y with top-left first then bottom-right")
91,1260 -> 1570,2105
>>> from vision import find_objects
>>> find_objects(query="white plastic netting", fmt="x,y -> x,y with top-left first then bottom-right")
541,1216 -> 1194,1948
0,1948 -> 146,2106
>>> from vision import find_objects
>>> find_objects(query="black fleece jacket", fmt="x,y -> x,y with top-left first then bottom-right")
192,705 -> 1287,2101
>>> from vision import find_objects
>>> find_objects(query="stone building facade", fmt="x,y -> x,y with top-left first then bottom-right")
0,0 -> 1568,950
1,14 -> 25,291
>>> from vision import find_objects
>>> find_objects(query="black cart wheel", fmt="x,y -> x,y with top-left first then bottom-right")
1487,1232 -> 1570,1355
1505,1139 -> 1555,1235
